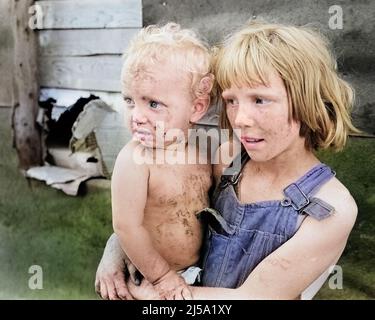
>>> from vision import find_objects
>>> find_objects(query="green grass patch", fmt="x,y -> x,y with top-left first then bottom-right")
0,109 -> 112,299
314,138 -> 375,299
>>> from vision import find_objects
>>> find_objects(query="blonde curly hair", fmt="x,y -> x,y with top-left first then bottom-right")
121,22 -> 214,100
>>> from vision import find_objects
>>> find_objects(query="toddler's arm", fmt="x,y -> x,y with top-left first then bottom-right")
111,142 -> 189,298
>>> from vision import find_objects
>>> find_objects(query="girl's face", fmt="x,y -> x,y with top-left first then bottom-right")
222,70 -> 304,162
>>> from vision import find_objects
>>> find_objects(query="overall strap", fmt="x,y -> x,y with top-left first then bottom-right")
219,148 -> 250,190
281,164 -> 336,220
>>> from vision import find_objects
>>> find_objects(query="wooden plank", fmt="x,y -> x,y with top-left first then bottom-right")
40,88 -> 124,112
40,55 -> 123,92
39,28 -> 139,56
0,0 -> 14,107
36,0 -> 142,29
12,0 -> 43,169
0,47 -> 14,107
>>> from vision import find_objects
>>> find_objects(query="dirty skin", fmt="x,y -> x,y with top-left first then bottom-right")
143,163 -> 212,270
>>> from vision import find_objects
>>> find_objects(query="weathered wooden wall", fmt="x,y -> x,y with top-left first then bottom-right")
12,0 -> 43,169
1,0 -> 142,108
1,0 -> 374,133
37,0 -> 142,95
0,0 -> 14,107
3,0 -> 142,170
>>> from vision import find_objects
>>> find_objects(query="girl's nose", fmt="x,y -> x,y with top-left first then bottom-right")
234,104 -> 255,128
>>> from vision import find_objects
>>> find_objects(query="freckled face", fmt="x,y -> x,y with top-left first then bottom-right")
223,70 -> 302,162
121,62 -> 194,148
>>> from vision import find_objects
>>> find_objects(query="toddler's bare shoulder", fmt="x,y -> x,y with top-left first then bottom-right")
116,141 -> 151,166
113,141 -> 150,180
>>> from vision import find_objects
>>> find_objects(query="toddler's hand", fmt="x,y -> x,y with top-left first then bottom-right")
127,278 -> 162,300
153,270 -> 193,300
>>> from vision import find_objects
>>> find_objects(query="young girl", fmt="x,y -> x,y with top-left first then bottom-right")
96,20 -> 359,300
190,20 -> 359,299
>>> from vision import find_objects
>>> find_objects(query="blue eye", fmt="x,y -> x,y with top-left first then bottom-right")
123,97 -> 134,108
124,97 -> 133,104
149,101 -> 160,109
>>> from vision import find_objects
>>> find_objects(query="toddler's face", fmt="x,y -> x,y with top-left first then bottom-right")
122,62 -> 194,149
223,70 -> 302,162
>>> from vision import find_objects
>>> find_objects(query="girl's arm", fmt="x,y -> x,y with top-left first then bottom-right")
191,184 -> 357,299
95,233 -> 136,300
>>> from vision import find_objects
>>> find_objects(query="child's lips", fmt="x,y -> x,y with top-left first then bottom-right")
241,136 -> 264,143
133,129 -> 153,141
241,136 -> 265,148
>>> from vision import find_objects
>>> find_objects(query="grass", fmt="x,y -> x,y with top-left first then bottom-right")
0,108 -> 374,299
0,108 -> 112,299
314,138 -> 375,299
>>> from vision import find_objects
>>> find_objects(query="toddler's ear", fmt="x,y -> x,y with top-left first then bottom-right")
190,97 -> 210,123
190,74 -> 214,123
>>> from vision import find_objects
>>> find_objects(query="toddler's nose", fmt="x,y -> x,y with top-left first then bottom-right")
132,109 -> 147,125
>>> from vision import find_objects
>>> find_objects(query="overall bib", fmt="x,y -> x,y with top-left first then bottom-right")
200,150 -> 336,289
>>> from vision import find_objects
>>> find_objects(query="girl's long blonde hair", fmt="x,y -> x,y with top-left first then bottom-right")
215,20 -> 359,151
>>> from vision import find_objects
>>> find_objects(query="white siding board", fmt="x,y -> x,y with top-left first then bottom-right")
40,55 -> 123,92
36,0 -> 142,29
39,28 -> 138,56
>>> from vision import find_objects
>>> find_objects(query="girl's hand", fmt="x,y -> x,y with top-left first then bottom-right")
95,233 -> 134,300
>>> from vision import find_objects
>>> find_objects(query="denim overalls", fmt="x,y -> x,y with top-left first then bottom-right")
200,150 -> 336,288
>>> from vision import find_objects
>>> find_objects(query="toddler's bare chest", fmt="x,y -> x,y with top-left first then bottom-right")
148,164 -> 212,205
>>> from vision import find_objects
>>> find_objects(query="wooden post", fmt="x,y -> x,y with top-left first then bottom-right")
11,0 -> 42,170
